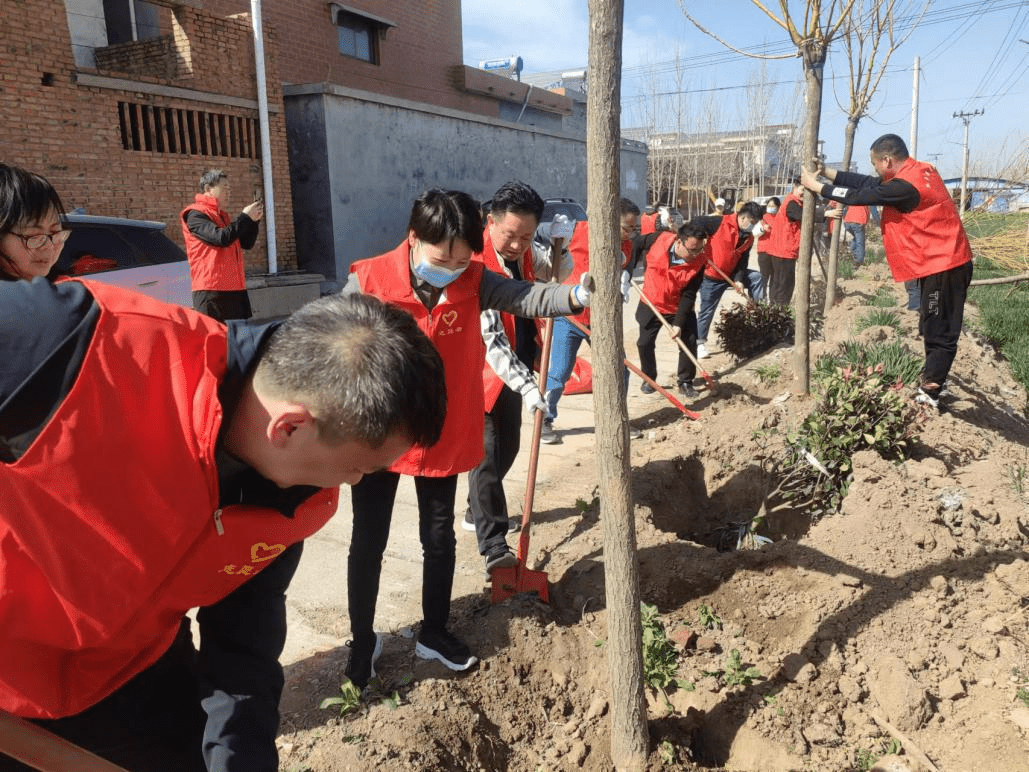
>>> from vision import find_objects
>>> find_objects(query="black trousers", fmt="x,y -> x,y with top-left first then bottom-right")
348,471 -> 458,644
918,260 -> 973,394
635,274 -> 700,385
192,289 -> 252,322
467,385 -> 522,556
759,253 -> 795,306
0,620 -> 206,772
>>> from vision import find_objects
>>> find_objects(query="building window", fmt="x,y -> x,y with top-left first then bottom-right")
337,12 -> 376,63
328,3 -> 395,65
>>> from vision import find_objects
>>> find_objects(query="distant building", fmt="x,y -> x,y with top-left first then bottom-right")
942,178 -> 1029,213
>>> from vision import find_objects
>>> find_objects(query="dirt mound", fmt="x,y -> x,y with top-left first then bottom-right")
278,273 -> 1029,772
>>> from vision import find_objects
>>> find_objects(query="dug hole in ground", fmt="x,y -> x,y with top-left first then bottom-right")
276,265 -> 1029,772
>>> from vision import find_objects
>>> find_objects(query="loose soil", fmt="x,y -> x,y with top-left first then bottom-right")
277,268 -> 1029,772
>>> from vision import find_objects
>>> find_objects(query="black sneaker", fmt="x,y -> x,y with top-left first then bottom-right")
484,545 -> 518,574
540,421 -> 561,445
640,382 -> 656,394
629,426 -> 643,440
507,517 -> 521,534
344,633 -> 383,689
677,382 -> 699,399
415,628 -> 478,671
461,509 -> 476,532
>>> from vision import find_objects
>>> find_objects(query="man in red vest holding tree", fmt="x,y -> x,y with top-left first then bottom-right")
802,133 -> 974,410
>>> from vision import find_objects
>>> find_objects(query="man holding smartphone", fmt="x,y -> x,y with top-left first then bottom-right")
181,169 -> 264,321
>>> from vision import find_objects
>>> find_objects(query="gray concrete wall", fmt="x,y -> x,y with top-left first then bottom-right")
284,83 -> 647,289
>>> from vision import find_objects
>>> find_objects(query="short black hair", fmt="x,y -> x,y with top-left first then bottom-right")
0,163 -> 66,236
737,201 -> 765,221
870,134 -> 909,161
199,169 -> 227,193
490,180 -> 544,223
766,197 -> 781,208
257,292 -> 446,448
407,188 -> 484,253
620,198 -> 641,217
676,222 -> 708,243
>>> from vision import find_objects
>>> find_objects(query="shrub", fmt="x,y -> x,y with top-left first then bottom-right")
715,303 -> 794,360
862,284 -> 898,308
776,363 -> 924,521
854,308 -> 901,333
814,339 -> 922,388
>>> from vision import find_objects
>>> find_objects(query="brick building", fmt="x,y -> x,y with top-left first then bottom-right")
1,0 -> 292,272
3,1 -> 646,285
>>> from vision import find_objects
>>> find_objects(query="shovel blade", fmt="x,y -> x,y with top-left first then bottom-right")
490,564 -> 549,604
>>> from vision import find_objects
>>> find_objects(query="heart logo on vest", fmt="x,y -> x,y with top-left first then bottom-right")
251,542 -> 285,563
441,310 -> 458,327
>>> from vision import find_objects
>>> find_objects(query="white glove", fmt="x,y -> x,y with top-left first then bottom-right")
752,221 -> 768,238
619,270 -> 632,303
520,385 -> 546,416
572,271 -> 594,307
549,213 -> 574,241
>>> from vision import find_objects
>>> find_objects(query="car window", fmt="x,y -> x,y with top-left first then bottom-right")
58,225 -> 185,276
542,202 -> 587,222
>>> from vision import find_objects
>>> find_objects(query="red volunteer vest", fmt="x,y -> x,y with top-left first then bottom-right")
757,212 -> 775,249
180,194 -> 247,292
642,232 -> 705,314
475,228 -> 537,412
843,205 -> 869,225
703,215 -> 753,279
640,212 -> 659,235
0,280 -> 338,719
352,243 -> 485,476
880,158 -> 972,282
765,192 -> 803,260
564,221 -> 632,328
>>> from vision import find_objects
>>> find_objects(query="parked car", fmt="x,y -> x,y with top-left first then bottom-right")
541,197 -> 587,232
55,213 -> 191,307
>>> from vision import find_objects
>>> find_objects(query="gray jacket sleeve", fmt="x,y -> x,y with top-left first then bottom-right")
478,269 -> 577,317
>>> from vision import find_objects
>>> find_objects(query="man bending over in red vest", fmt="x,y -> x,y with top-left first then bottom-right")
801,133 -> 974,410
0,283 -> 446,771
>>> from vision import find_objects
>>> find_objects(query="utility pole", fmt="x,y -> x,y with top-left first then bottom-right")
953,109 -> 984,218
910,57 -> 920,158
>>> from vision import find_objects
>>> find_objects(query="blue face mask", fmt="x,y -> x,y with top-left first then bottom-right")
412,243 -> 467,288
767,207 -> 778,214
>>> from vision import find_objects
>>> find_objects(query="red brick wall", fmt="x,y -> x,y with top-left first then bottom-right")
0,2 -> 296,273
203,0 -> 501,117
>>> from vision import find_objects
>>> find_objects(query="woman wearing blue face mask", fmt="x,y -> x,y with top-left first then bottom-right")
339,188 -> 590,688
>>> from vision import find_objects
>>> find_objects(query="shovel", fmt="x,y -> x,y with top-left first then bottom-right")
564,316 -> 700,420
630,281 -> 717,393
0,709 -> 129,771
491,316 -> 554,603
708,261 -> 758,308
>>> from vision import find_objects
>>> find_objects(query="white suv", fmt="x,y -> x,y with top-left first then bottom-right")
56,214 -> 191,307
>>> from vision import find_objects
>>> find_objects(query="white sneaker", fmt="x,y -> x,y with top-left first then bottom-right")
696,343 -> 709,359
914,388 -> 939,411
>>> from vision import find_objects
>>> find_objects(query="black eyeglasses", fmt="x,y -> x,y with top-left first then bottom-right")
8,229 -> 71,251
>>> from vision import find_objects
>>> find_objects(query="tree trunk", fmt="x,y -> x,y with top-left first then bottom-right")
793,45 -> 827,395
586,2 -> 648,770
823,116 -> 858,317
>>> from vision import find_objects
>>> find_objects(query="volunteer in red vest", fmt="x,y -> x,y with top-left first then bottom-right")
802,133 -> 974,409
0,163 -> 69,282
692,201 -> 766,359
640,206 -> 659,235
762,182 -> 805,306
755,195 -> 780,297
842,202 -> 870,265
181,168 -> 264,322
0,281 -> 445,772
342,188 -> 590,688
464,181 -> 565,575
541,197 -> 640,444
632,221 -> 709,398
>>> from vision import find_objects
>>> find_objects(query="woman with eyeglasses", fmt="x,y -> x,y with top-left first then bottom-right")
0,163 -> 69,282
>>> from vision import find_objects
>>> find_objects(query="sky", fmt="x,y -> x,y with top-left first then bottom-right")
461,0 -> 1029,181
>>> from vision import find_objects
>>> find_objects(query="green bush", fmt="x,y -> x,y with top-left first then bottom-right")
777,363 -> 924,520
854,308 -> 901,333
815,339 -> 923,388
862,284 -> 898,308
969,279 -> 1029,395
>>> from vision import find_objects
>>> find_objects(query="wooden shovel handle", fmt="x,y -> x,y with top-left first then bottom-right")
0,710 -> 129,772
